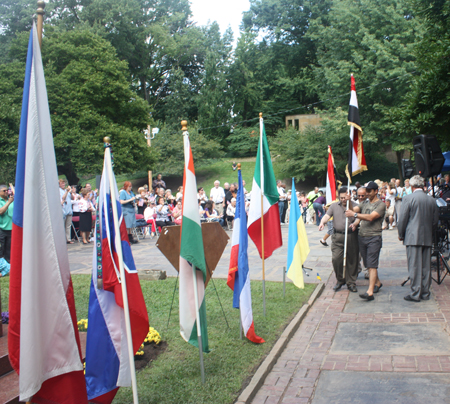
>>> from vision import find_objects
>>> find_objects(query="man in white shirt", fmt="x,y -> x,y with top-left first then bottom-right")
210,180 -> 225,215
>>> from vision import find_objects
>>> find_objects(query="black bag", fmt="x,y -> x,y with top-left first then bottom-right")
136,218 -> 148,227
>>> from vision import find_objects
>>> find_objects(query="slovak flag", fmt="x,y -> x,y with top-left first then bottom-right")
8,23 -> 88,403
227,169 -> 264,344
85,146 -> 149,403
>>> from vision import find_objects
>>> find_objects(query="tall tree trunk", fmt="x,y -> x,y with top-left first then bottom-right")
58,161 -> 80,185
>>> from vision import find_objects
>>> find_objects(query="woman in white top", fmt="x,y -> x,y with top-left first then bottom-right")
176,186 -> 183,201
226,198 -> 236,229
143,201 -> 157,236
197,187 -> 208,207
78,188 -> 95,244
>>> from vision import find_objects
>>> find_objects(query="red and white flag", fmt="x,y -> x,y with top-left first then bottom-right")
326,145 -> 337,203
8,23 -> 88,403
247,118 -> 282,259
346,74 -> 367,181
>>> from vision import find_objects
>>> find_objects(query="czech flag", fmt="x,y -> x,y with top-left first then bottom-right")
85,147 -> 149,403
8,23 -> 88,403
227,169 -> 264,344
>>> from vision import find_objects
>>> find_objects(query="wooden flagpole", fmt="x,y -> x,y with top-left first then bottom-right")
36,1 -> 45,48
104,141 -> 140,404
259,113 -> 266,316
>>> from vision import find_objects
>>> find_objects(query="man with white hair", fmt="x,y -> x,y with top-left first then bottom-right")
210,180 -> 225,215
397,175 -> 439,302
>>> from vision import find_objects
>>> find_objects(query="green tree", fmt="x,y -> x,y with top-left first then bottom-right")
309,0 -> 422,176
151,122 -> 222,176
390,0 -> 450,152
1,29 -> 157,184
0,61 -> 25,183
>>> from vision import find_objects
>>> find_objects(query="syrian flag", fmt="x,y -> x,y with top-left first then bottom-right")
247,118 -> 282,259
346,74 -> 367,182
326,145 -> 337,203
227,169 -> 264,344
84,147 -> 149,403
179,132 -> 209,352
8,23 -> 88,403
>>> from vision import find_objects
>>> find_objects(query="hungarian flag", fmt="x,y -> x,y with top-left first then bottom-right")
247,119 -> 282,259
8,23 -> 88,403
179,132 -> 209,352
287,178 -> 310,289
326,145 -> 337,203
85,146 -> 149,403
346,74 -> 367,181
227,169 -> 264,344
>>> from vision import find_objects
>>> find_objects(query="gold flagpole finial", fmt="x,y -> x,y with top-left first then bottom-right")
259,112 -> 263,118
181,120 -> 188,131
36,1 -> 45,49
237,163 -> 241,171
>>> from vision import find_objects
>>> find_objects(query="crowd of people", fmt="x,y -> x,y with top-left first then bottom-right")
314,174 -> 449,303
1,170 -> 448,297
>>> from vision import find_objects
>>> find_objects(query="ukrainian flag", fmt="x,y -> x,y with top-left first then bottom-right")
287,178 -> 310,288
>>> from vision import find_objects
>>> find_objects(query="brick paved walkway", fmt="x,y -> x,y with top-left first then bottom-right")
250,230 -> 450,404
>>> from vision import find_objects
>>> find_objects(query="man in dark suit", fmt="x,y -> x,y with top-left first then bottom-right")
397,175 -> 440,302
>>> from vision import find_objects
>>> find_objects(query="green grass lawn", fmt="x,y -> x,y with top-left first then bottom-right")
195,158 -> 285,193
1,275 -> 315,404
66,157 -> 288,194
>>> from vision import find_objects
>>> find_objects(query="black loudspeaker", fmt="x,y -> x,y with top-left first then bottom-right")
401,159 -> 414,179
413,135 -> 445,178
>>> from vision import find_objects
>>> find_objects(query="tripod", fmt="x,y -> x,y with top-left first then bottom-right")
431,177 -> 450,284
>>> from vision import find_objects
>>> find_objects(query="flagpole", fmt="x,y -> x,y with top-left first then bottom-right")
191,264 -> 206,383
259,112 -> 266,317
103,139 -> 139,404
343,126 -> 353,280
26,3 -> 45,404
36,1 -> 45,48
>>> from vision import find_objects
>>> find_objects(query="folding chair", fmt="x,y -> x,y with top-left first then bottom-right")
71,215 -> 81,242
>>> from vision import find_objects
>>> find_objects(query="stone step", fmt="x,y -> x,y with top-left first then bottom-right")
0,326 -> 12,378
0,371 -> 19,404
0,327 -> 86,404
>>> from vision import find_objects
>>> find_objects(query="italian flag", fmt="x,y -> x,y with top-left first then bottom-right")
179,133 -> 209,352
247,119 -> 282,259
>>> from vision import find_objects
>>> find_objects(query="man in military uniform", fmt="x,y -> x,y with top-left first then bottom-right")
319,187 -> 359,292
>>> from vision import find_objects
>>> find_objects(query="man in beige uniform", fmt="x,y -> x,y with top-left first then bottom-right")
346,181 -> 386,301
319,187 -> 359,292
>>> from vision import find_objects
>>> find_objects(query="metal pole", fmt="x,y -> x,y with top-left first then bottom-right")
191,265 -> 206,383
343,125 -> 353,280
239,307 -> 243,340
105,145 -> 139,403
283,266 -> 286,297
147,124 -> 152,190
259,113 -> 266,316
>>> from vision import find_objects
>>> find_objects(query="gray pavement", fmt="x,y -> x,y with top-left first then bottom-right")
248,226 -> 450,404
67,222 -> 336,282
